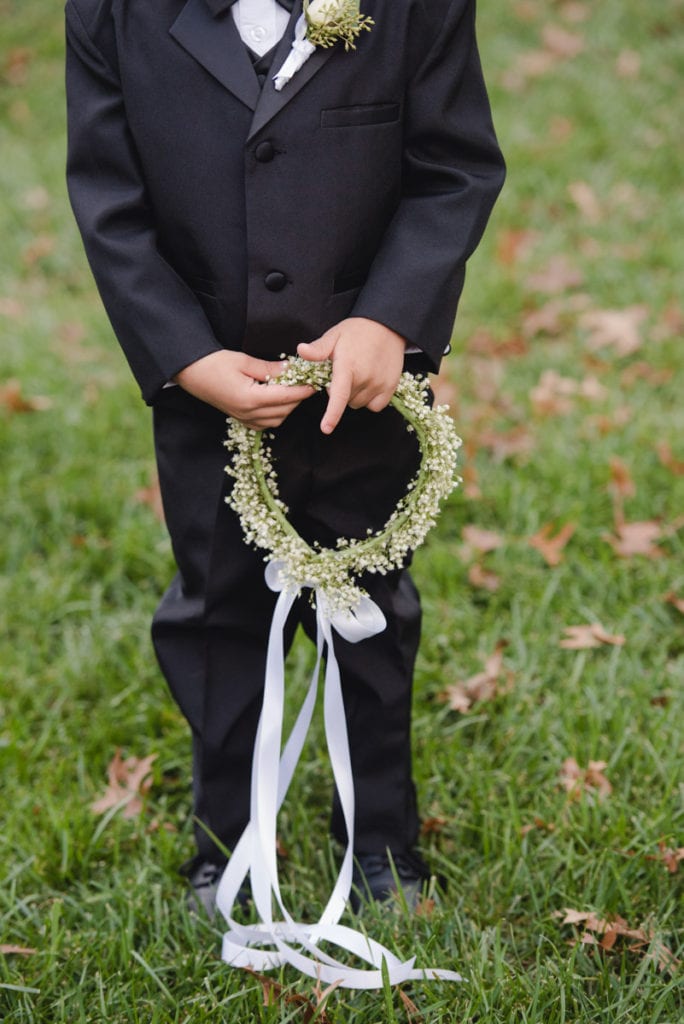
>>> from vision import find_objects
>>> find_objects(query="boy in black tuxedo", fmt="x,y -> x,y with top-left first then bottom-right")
66,0 -> 505,913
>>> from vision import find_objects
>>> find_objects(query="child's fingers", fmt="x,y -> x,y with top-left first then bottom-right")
320,363 -> 353,434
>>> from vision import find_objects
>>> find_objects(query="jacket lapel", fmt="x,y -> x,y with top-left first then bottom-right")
247,2 -> 336,141
169,0 -> 261,112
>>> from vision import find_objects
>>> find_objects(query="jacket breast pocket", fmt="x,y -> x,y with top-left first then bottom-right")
320,103 -> 400,128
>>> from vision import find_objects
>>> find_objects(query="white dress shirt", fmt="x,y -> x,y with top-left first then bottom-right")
232,0 -> 290,57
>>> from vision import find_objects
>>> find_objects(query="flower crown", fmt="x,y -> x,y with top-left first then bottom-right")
224,358 -> 462,613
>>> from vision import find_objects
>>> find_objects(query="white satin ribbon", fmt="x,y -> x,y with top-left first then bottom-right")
273,14 -> 316,91
215,560 -> 463,989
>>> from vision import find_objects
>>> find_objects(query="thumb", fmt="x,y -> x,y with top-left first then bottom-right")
297,330 -> 338,363
240,355 -> 288,382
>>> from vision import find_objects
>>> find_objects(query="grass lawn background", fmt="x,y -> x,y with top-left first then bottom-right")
1,0 -> 682,1020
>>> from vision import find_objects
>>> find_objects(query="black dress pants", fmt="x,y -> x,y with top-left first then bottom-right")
151,386 -> 422,863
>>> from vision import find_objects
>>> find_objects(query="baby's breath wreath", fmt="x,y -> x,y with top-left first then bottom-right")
224,357 -> 462,613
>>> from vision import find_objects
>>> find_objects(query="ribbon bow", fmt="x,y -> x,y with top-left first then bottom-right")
215,561 -> 463,989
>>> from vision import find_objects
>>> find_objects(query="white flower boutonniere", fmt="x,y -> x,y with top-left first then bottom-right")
273,0 -> 374,92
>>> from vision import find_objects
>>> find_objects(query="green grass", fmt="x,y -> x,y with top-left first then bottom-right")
1,0 -> 682,1020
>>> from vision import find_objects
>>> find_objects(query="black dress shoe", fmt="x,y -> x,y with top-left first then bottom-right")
350,849 -> 433,913
182,858 -> 251,920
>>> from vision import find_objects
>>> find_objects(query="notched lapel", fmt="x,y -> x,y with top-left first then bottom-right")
247,3 -> 336,141
169,0 -> 260,112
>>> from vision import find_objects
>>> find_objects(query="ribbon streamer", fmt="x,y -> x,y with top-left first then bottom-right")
215,561 -> 463,989
273,15 -> 316,91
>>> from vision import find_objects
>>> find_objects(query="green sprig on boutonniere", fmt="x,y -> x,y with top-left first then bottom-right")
304,0 -> 374,51
273,0 -> 374,90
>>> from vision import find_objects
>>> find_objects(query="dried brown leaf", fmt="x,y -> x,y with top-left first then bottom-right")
420,816 -> 448,836
604,520 -> 664,559
461,463 -> 482,500
526,255 -> 584,294
620,361 -> 673,388
467,329 -> 529,359
616,49 -> 641,79
560,624 -> 625,649
559,759 -> 612,800
475,425 -> 535,462
542,24 -> 585,58
3,47 -> 33,86
648,843 -> 684,874
664,592 -> 684,615
134,474 -> 165,523
496,228 -> 538,266
656,441 -> 684,476
22,233 -> 56,267
1,944 -> 37,956
438,641 -> 512,713
461,524 -> 505,556
415,897 -> 436,919
245,969 -> 327,1022
91,749 -> 157,819
528,521 -> 576,567
0,379 -> 52,414
468,562 -> 501,592
399,987 -> 425,1022
0,297 -> 25,319
568,181 -> 602,223
580,306 -> 648,357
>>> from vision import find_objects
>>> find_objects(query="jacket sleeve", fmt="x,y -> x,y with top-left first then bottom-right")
65,1 -> 223,404
351,0 -> 506,371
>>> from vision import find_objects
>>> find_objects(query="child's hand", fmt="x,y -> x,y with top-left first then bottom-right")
297,318 -> 406,434
174,350 -> 314,428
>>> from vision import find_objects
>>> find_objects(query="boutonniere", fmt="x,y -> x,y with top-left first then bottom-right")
273,1 -> 374,92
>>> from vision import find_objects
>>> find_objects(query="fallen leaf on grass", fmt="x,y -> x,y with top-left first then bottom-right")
529,370 -> 607,416
528,522 -> 576,566
0,380 -> 52,414
460,463 -> 482,500
560,624 -> 625,649
584,406 -> 633,436
568,181 -> 602,223
3,47 -> 33,86
579,306 -> 648,357
246,969 -> 335,1022
0,297 -> 25,319
521,817 -> 556,837
438,641 -> 513,713
1,945 -> 37,957
620,361 -> 673,388
559,758 -> 612,800
616,49 -> 641,79
656,441 -> 684,476
468,562 -> 501,592
495,227 -> 537,266
399,987 -> 425,1022
474,425 -> 535,462
134,473 -> 165,523
556,908 -> 680,975
415,897 -> 436,919
91,749 -> 157,819
526,255 -> 584,294
664,592 -> 684,615
461,524 -> 505,557
421,816 -> 448,837
646,842 -> 684,875
603,520 -> 664,559
22,234 -> 56,267
467,328 -> 529,359
608,456 -> 636,500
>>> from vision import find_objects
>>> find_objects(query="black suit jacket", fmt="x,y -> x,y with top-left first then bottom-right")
65,0 -> 505,404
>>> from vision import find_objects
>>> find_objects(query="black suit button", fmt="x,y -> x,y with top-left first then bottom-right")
265,271 -> 287,292
255,141 -> 275,163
